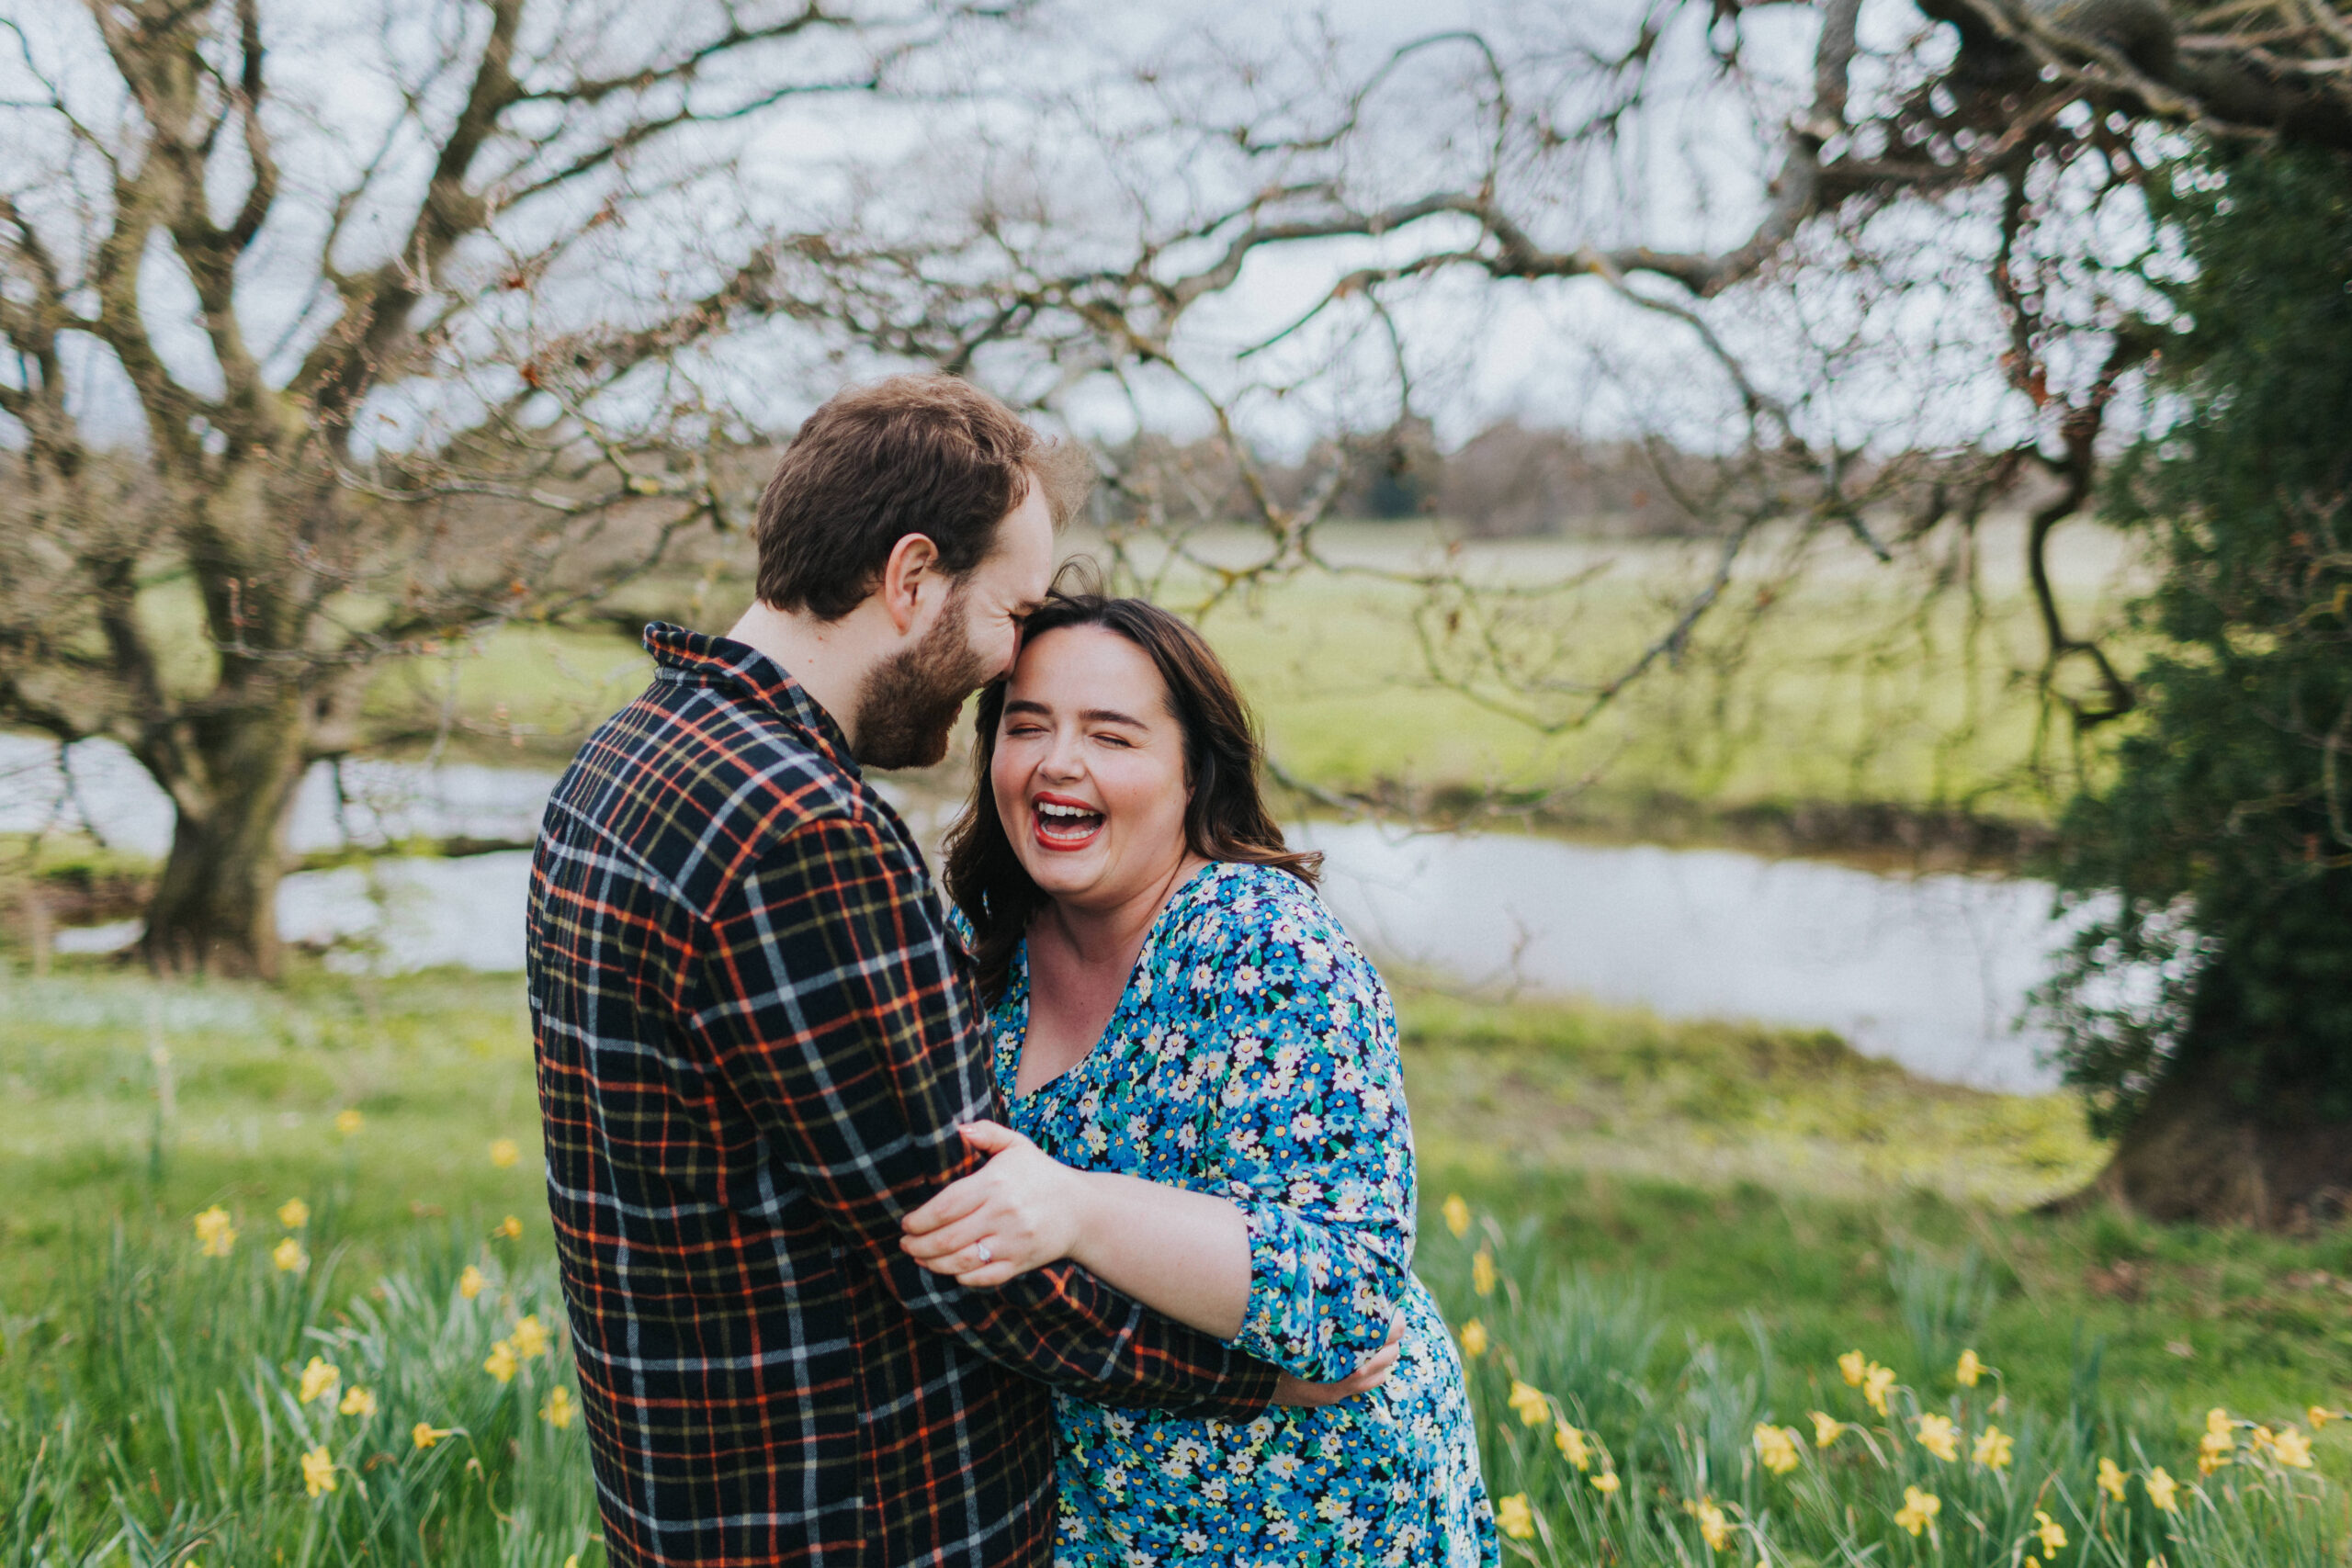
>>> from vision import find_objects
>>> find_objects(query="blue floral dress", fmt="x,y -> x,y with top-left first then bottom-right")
978,861 -> 1497,1568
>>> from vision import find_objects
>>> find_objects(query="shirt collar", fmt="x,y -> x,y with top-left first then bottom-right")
641,622 -> 859,776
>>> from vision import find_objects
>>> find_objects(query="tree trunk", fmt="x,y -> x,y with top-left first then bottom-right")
139,710 -> 311,979
2072,1051 -> 2352,1229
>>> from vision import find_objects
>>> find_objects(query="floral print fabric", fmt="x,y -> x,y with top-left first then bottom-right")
980,861 -> 1498,1568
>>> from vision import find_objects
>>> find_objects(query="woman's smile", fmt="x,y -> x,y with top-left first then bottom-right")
1031,791 -> 1106,851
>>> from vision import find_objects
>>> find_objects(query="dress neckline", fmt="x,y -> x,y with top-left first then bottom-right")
1000,860 -> 1225,1104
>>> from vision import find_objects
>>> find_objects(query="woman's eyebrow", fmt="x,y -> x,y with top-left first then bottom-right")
1079,707 -> 1148,728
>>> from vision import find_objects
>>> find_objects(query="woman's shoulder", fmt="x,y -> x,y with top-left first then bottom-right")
1162,861 -> 1369,976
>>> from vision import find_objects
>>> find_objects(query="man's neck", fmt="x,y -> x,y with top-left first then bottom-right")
724,600 -> 876,743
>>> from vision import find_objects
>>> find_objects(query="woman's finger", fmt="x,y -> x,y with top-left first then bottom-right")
956,1120 -> 1023,1155
901,1211 -> 999,1261
903,1176 -> 990,1236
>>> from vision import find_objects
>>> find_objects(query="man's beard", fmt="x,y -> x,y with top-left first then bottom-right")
850,589 -> 995,770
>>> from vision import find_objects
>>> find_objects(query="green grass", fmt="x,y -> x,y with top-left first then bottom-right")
5,963 -> 2346,1562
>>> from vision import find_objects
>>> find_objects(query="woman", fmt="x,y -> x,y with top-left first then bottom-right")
900,592 -> 1496,1568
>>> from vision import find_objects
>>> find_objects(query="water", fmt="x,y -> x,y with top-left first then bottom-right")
2,735 -> 2071,1089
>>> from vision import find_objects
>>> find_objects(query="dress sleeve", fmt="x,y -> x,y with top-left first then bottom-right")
692,815 -> 1276,1418
1187,882 -> 1419,1382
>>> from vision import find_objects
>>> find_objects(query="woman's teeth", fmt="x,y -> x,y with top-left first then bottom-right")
1035,801 -> 1103,842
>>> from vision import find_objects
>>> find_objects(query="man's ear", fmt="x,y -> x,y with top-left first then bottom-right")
877,533 -> 942,636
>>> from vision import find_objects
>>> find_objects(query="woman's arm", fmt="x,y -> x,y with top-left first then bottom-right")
900,1121 -> 1249,1337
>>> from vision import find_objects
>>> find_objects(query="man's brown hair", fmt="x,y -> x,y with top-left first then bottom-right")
753,374 -> 1092,621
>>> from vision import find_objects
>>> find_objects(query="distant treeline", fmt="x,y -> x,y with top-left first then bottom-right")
1109,418 -> 1721,538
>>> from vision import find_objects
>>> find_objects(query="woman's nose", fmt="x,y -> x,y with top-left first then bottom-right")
1038,730 -> 1085,780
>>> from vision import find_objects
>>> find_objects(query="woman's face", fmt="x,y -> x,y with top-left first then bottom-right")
990,624 -> 1193,915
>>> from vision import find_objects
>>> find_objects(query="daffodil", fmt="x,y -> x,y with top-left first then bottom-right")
334,1109 -> 363,1135
458,1264 -> 486,1300
194,1206 -> 237,1258
490,1138 -> 520,1168
1862,1362 -> 1896,1416
338,1385 -> 377,1417
274,1236 -> 309,1274
1693,1498 -> 1732,1552
277,1198 -> 311,1229
1973,1424 -> 2013,1471
1456,1318 -> 1487,1359
2271,1427 -> 2314,1469
2145,1466 -> 2179,1513
541,1386 -> 578,1429
1753,1423 -> 1800,1475
1506,1380 -> 1550,1428
1495,1493 -> 1534,1540
1914,1413 -> 1959,1462
1893,1485 -> 1940,1537
1955,1348 -> 1984,1387
495,1215 -> 524,1241
1471,1249 -> 1497,1298
2033,1509 -> 2067,1553
2310,1404 -> 2336,1430
1838,1349 -> 1867,1387
1555,1424 -> 1591,1470
1442,1194 -> 1471,1239
483,1338 -> 519,1383
511,1313 -> 552,1360
1590,1471 -> 1620,1495
413,1422 -> 454,1450
300,1444 -> 336,1497
1809,1411 -> 1845,1448
2097,1456 -> 2129,1502
298,1356 -> 340,1404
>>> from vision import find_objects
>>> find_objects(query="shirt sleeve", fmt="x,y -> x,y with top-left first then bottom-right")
691,813 -> 1277,1419
1189,885 -> 1418,1382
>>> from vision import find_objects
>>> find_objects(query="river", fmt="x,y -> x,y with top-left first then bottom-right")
0,736 -> 2074,1090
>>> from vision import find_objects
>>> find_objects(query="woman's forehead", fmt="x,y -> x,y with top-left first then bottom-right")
1009,624 -> 1169,709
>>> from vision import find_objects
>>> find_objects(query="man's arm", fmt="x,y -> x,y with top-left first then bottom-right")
690,813 -> 1276,1418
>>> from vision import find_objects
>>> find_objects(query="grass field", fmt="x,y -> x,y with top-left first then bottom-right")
4,961 -> 2347,1562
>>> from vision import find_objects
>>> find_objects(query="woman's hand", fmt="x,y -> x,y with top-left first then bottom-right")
901,1121 -> 1086,1289
1271,1320 -> 1405,1408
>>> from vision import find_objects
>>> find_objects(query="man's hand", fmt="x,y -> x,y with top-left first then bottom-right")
901,1121 -> 1084,1289
1271,1320 -> 1405,1408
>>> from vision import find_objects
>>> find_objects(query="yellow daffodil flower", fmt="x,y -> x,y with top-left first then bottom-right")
458,1264 -> 486,1300
338,1385 -> 377,1418
1893,1485 -> 1940,1537
300,1444 -> 336,1498
1471,1249 -> 1497,1298
1694,1498 -> 1732,1552
334,1109 -> 363,1135
1973,1424 -> 2013,1471
1506,1380 -> 1550,1428
1496,1493 -> 1534,1540
541,1386 -> 578,1429
490,1138 -> 520,1168
1838,1349 -> 1867,1387
483,1339 -> 519,1383
495,1215 -> 524,1240
1955,1348 -> 1984,1387
413,1422 -> 454,1450
277,1198 -> 310,1229
298,1356 -> 339,1404
1914,1413 -> 1959,1462
1810,1411 -> 1845,1448
1555,1424 -> 1591,1470
1753,1423 -> 1800,1475
2271,1427 -> 2314,1469
1591,1471 -> 1621,1495
2207,1406 -> 2233,1438
2310,1405 -> 2336,1430
1457,1318 -> 1487,1359
2145,1466 -> 2179,1513
1863,1363 -> 1896,1416
2097,1457 -> 2129,1501
2034,1509 -> 2068,1553
273,1236 -> 309,1274
511,1314 -> 552,1360
2198,1427 -> 2232,1476
1442,1194 -> 1471,1239
194,1206 -> 237,1258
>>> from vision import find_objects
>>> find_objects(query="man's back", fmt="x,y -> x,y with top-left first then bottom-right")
529,625 -> 1271,1568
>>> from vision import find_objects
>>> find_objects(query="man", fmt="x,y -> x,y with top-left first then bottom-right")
528,377 -> 1342,1568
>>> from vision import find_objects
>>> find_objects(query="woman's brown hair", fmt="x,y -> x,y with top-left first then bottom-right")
942,591 -> 1320,1005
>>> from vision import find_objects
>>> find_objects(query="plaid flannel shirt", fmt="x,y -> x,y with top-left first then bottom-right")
527,625 -> 1277,1568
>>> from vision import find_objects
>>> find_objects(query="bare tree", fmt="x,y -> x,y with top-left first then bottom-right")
0,0 -> 976,976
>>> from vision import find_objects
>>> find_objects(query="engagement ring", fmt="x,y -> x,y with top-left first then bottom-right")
973,1241 -> 993,1264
